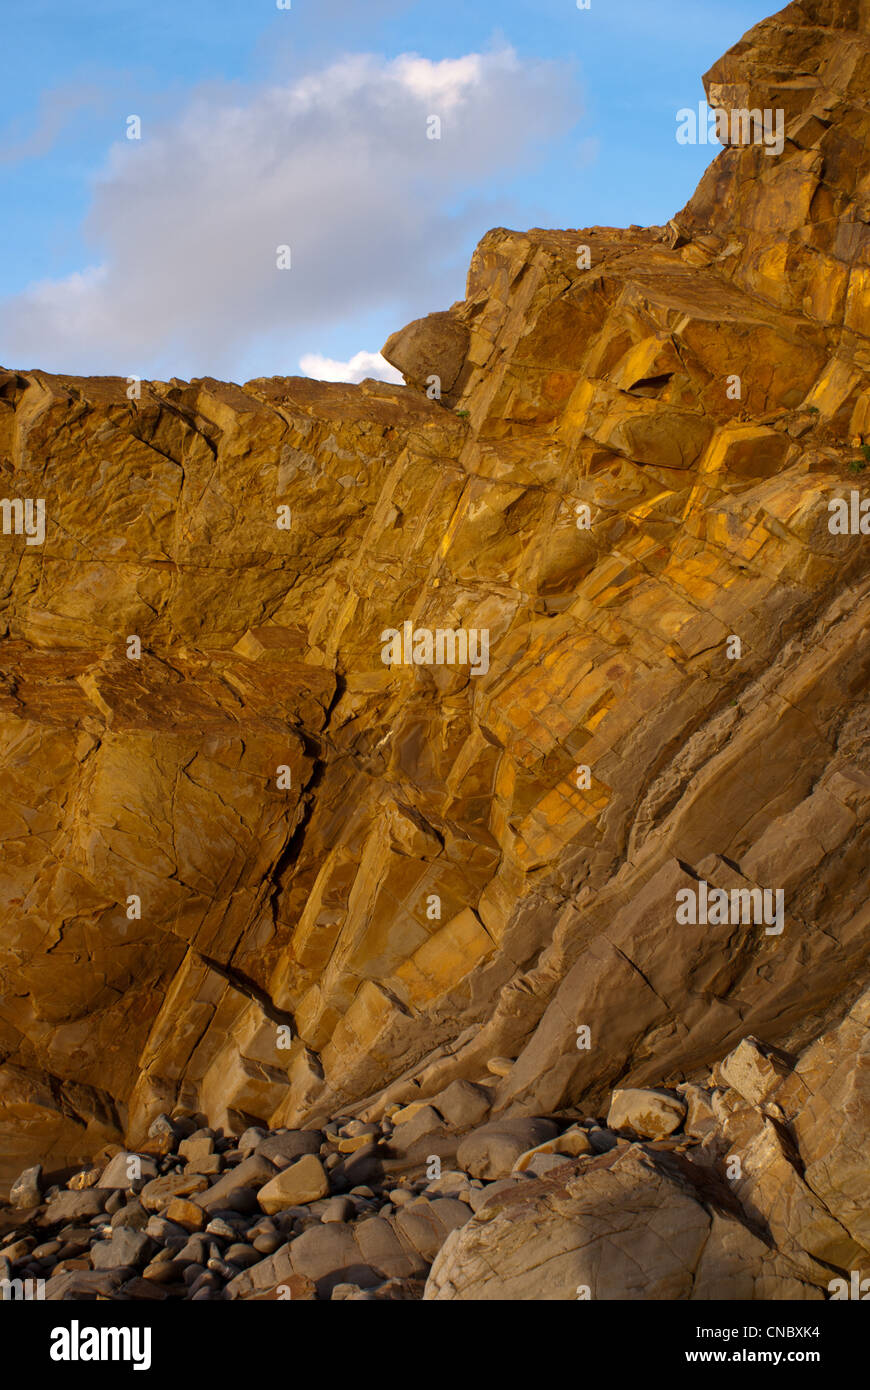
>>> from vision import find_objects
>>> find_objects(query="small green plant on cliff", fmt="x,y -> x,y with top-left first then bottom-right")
849,442 -> 870,473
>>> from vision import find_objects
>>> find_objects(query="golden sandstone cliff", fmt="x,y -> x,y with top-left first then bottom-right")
0,0 -> 868,1300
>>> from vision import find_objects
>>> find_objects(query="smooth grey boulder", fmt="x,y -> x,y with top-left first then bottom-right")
223,1242 -> 294,1300
431,1081 -> 492,1131
195,1154 -> 276,1213
237,1127 -> 268,1157
392,1197 -> 471,1263
330,1142 -> 384,1190
320,1195 -> 354,1224
98,1152 -> 158,1189
42,1189 -> 107,1224
257,1131 -> 322,1165
456,1119 -> 559,1179
90,1228 -> 156,1270
286,1224 -> 379,1299
388,1106 -> 444,1149
110,1199 -> 150,1231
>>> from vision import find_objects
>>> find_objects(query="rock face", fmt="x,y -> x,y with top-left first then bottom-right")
0,0 -> 868,1300
0,987 -> 865,1300
425,986 -> 869,1300
425,1145 -> 824,1302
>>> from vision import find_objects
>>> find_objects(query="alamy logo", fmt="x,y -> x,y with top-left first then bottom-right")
676,880 -> 784,935
828,492 -> 869,534
828,1271 -> 870,1299
676,101 -> 785,157
0,497 -> 45,545
0,1277 -> 45,1300
49,1321 -> 152,1371
380,620 -> 490,676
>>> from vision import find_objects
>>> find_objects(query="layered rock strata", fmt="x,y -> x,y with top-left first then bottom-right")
0,0 -> 868,1299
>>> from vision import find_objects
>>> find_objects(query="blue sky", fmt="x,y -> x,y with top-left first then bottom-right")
0,0 -> 768,384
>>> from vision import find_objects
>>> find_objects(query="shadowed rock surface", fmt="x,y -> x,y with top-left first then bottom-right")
0,985 -> 864,1300
0,0 -> 868,1300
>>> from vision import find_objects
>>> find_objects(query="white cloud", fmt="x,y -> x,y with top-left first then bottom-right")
299,350 -> 404,384
0,46 -> 578,379
392,54 -> 485,108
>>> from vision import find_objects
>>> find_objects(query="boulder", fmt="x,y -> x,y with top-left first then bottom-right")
389,1102 -> 430,1126
431,1081 -> 492,1131
718,1037 -> 795,1106
68,1165 -> 104,1191
389,1105 -> 443,1148
237,1127 -> 268,1157
456,1119 -> 559,1179
43,1269 -> 129,1301
164,1198 -> 206,1231
423,1170 -> 474,1200
195,1154 -> 276,1213
98,1152 -> 158,1190
330,1143 -> 385,1189
425,1146 -> 823,1300
178,1135 -> 214,1164
41,1189 -> 106,1225
680,1085 -> 719,1140
9,1165 -> 41,1209
607,1088 -> 687,1139
381,311 -> 469,395
513,1125 -> 594,1172
139,1173 -> 209,1212
110,1199 -> 150,1231
90,1228 -> 156,1270
393,1197 -> 472,1262
257,1131 -> 323,1166
286,1224 -> 379,1299
257,1155 -> 330,1213
320,1195 -> 354,1223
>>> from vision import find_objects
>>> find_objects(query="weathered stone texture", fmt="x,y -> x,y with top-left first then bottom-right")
0,0 -> 868,1220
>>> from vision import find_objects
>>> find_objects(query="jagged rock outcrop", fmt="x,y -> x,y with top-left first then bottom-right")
425,1147 -> 824,1302
425,985 -> 869,1299
0,1 -> 868,1310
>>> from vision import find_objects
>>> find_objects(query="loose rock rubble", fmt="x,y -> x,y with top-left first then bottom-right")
426,990 -> 869,1299
2,989 -> 865,1300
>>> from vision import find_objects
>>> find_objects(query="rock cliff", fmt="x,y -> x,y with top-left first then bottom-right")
0,0 -> 867,1300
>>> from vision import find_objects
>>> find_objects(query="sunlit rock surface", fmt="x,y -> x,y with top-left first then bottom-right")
0,0 -> 868,1261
